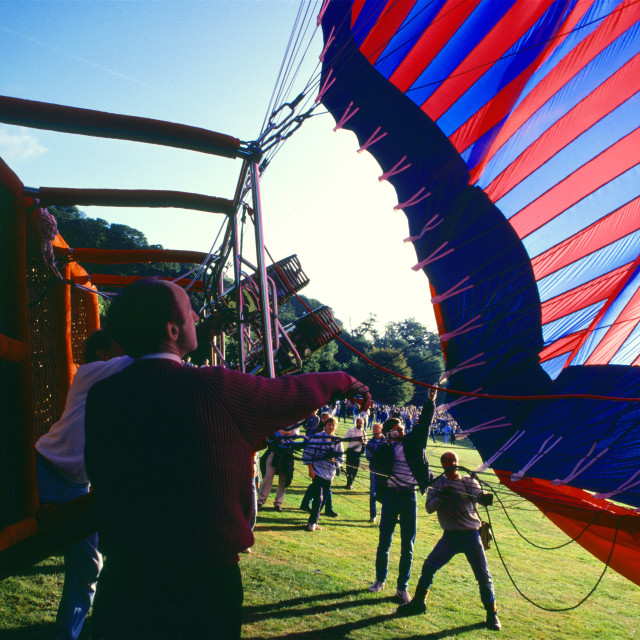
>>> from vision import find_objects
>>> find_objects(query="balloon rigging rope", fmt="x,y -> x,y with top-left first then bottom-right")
266,437 -> 623,610
262,242 -> 640,404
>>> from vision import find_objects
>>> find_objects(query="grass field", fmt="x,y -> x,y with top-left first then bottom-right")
2,417 -> 639,639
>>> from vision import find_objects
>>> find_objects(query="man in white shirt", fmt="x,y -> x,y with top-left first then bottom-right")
36,330 -> 132,640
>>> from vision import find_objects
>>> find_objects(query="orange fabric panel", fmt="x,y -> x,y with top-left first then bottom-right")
0,519 -> 39,554
495,470 -> 640,586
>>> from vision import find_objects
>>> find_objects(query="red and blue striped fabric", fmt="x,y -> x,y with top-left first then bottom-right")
344,0 -> 640,377
319,0 -> 640,585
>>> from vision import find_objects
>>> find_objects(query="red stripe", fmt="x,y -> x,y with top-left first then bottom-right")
352,0 -> 367,27
541,263 -> 630,324
360,0 -> 419,65
423,0 -> 555,121
585,285 -> 640,364
447,37 -> 558,156
389,0 -> 482,93
510,127 -> 640,238
532,197 -> 640,280
538,331 -> 585,362
472,0 -> 628,184
564,252 -> 640,366
484,54 -> 640,203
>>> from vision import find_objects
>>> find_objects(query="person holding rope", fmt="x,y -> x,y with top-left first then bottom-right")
302,416 -> 343,532
365,422 -> 384,523
84,278 -> 369,640
344,417 -> 367,489
396,450 -> 501,631
257,426 -> 297,512
368,388 -> 437,604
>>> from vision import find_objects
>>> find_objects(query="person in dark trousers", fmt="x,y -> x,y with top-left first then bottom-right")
364,422 -> 384,523
300,412 -> 339,517
396,450 -> 501,630
84,278 -> 369,640
368,388 -> 437,604
344,417 -> 367,489
302,417 -> 343,532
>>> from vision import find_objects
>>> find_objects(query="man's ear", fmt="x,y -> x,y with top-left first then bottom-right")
166,320 -> 180,342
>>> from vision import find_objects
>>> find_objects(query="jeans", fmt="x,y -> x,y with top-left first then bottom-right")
369,472 -> 378,519
375,489 -> 417,591
417,529 -> 495,609
36,454 -> 102,640
308,476 -> 332,525
301,482 -> 334,513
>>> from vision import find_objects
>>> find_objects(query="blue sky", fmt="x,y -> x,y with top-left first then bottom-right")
0,0 -> 435,332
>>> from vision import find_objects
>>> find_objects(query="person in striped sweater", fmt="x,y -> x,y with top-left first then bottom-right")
84,279 -> 368,640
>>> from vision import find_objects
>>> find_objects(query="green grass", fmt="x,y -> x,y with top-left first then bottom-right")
2,418 -> 639,639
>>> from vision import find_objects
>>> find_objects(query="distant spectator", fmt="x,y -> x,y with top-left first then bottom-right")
302,417 -> 343,532
365,423 -> 384,523
344,418 -> 367,489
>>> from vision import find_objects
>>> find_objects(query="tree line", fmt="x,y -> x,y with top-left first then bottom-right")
52,206 -> 445,406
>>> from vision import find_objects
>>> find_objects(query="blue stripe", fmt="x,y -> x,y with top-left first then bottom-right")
610,320 -> 640,365
542,300 -> 602,344
373,0 -> 449,79
403,1 -> 515,107
522,163 -> 640,259
352,0 -> 387,47
462,119 -> 505,171
509,0 -> 608,111
435,1 -> 577,139
571,266 -> 640,364
480,31 -> 640,194
537,232 -> 640,302
540,352 -> 571,380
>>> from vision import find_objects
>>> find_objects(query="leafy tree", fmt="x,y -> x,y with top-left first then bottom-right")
50,206 -> 188,281
353,347 -> 414,406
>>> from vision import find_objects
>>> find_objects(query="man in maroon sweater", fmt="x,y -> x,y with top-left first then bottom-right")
84,279 -> 368,640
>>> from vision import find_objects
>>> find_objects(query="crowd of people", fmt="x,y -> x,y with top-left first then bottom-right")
36,278 -> 500,640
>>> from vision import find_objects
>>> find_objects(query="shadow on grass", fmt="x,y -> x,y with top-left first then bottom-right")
244,589 -> 489,638
245,609 -> 486,639
244,589 -> 400,621
10,564 -> 63,578
0,623 -> 55,639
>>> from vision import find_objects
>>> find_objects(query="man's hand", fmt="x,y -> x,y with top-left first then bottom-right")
428,387 -> 437,402
332,379 -> 371,412
439,486 -> 456,500
308,464 -> 315,479
478,492 -> 494,507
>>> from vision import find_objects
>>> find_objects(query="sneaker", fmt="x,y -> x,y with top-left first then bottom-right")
324,510 -> 339,518
368,580 -> 386,593
395,589 -> 411,604
396,599 -> 427,617
369,517 -> 376,524
306,523 -> 322,532
346,485 -> 353,490
486,609 -> 502,631
240,547 -> 252,554
274,505 -> 283,512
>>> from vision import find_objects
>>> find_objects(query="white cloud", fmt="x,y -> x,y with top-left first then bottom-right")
0,127 -> 47,162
